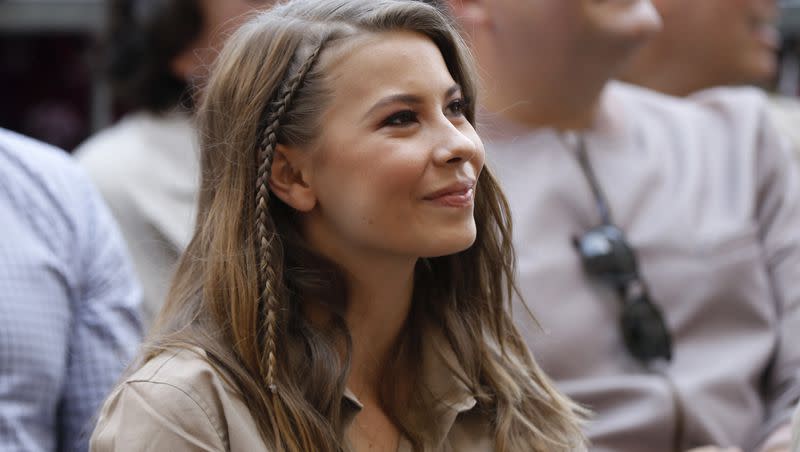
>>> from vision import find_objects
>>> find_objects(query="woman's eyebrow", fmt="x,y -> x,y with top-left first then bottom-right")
364,94 -> 423,117
362,84 -> 463,120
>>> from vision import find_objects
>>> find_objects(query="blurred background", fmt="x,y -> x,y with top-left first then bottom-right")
778,0 -> 800,95
1,0 -> 109,151
2,0 -> 800,152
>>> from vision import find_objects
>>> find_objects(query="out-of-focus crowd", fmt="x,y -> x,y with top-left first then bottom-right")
2,0 -> 800,451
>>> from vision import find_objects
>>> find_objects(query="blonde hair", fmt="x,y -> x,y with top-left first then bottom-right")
142,0 -> 586,450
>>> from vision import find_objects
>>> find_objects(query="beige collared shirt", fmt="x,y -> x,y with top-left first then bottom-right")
90,335 -> 493,451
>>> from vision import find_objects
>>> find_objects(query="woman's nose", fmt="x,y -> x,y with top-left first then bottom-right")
432,122 -> 481,166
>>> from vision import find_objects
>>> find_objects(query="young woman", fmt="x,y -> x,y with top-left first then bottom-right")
90,1 -> 585,451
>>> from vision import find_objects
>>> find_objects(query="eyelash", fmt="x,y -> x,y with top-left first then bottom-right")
446,98 -> 468,117
383,110 -> 418,127
381,97 -> 470,127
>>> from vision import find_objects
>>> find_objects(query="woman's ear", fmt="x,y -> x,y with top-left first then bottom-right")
269,144 -> 316,212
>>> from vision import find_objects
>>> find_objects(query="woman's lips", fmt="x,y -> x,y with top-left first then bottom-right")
423,183 -> 475,208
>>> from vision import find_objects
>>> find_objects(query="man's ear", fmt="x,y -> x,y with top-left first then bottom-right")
268,144 -> 316,212
446,0 -> 490,28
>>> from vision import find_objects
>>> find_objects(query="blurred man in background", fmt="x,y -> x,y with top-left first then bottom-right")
620,0 -> 800,151
434,0 -> 800,450
0,128 -> 142,452
76,0 -> 273,328
621,0 -> 779,96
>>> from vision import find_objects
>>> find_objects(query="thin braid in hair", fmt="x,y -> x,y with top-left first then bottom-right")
254,38 -> 328,395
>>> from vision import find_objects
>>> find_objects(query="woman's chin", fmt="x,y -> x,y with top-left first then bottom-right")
420,230 -> 478,258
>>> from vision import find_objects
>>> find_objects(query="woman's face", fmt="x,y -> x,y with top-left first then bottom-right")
296,31 -> 484,264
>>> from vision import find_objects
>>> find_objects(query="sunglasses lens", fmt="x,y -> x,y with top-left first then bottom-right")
620,294 -> 672,363
576,225 -> 638,284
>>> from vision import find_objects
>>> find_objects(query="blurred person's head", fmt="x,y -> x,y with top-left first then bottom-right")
621,0 -> 779,96
435,0 -> 662,128
107,0 -> 272,113
143,0 -> 585,450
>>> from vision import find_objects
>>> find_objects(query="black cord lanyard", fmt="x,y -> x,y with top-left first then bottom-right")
571,133 -> 614,225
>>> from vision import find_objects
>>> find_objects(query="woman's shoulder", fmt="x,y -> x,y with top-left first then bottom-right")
128,347 -> 226,388
91,347 -> 258,452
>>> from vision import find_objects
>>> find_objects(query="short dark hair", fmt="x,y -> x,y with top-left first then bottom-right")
105,0 -> 204,113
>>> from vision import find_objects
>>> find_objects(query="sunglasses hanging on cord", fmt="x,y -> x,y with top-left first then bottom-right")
567,133 -> 673,365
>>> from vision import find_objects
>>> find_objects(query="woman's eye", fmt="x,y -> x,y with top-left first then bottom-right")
446,98 -> 469,117
382,110 -> 418,127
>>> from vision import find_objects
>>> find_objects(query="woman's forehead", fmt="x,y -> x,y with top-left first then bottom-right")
318,31 -> 458,118
323,31 -> 452,91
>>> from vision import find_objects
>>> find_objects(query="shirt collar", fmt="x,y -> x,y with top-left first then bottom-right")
340,327 -> 478,446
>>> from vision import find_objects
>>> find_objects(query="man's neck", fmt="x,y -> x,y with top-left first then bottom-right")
620,63 -> 703,97
482,79 -> 606,131
477,57 -> 610,131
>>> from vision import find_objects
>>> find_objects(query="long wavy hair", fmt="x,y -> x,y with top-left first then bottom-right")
142,0 -> 586,450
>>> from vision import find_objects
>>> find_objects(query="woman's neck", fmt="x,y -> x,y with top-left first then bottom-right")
301,218 -> 417,398
341,255 -> 416,401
